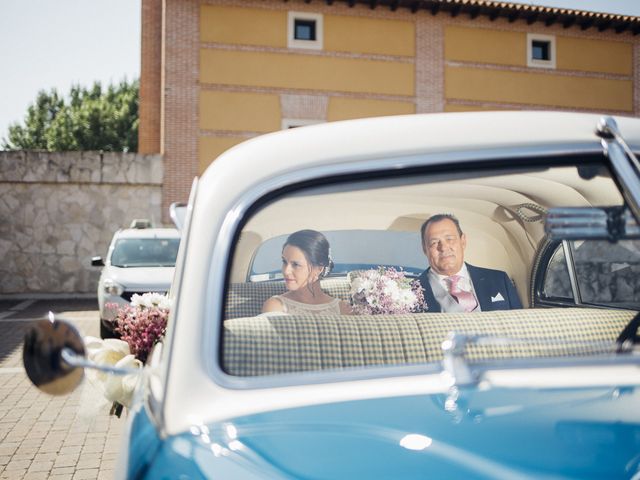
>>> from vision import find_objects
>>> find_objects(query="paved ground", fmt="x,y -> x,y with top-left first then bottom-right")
0,299 -> 125,480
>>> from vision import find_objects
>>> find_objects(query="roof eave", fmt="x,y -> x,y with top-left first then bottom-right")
308,0 -> 640,34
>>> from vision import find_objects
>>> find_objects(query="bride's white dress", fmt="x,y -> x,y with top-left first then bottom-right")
271,295 -> 342,315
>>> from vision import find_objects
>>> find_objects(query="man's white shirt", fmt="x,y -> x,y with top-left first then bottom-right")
427,264 -> 481,312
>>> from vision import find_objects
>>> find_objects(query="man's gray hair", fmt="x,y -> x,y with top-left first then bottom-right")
420,213 -> 463,247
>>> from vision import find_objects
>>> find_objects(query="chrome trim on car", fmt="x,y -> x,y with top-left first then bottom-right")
598,116 -> 640,220
563,240 -> 582,305
441,333 -> 477,387
61,348 -> 140,376
441,331 -> 627,389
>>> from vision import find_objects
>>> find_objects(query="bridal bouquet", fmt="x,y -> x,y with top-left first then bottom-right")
350,267 -> 425,315
86,292 -> 171,416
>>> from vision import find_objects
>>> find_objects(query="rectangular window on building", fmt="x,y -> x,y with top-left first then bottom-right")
295,19 -> 316,41
288,12 -> 323,50
532,40 -> 550,61
527,33 -> 556,69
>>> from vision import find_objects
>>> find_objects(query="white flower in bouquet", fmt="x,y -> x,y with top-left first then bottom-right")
350,267 -> 426,315
131,292 -> 172,311
85,336 -> 142,408
399,287 -> 416,305
383,277 -> 402,302
352,277 -> 372,295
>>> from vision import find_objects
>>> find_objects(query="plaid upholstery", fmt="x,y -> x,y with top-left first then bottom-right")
225,279 -> 352,319
222,308 -> 635,376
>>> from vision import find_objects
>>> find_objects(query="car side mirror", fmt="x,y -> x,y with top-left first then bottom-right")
91,256 -> 105,267
23,313 -> 142,398
23,315 -> 86,396
170,202 -> 187,230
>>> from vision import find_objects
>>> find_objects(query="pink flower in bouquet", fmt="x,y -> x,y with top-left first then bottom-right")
350,267 -> 425,315
108,292 -> 171,364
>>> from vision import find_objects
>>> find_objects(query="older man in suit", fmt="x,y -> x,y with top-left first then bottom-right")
418,214 -> 522,312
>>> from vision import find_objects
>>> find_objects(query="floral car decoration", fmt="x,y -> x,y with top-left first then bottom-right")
112,292 -> 170,364
86,292 -> 170,414
85,337 -> 141,413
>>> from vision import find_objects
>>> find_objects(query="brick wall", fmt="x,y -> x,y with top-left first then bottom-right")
161,0 -> 200,221
139,0 -> 162,154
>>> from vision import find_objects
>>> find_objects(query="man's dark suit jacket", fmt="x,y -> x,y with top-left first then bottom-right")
417,263 -> 522,312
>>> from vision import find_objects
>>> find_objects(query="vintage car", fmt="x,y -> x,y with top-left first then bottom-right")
24,111 -> 640,478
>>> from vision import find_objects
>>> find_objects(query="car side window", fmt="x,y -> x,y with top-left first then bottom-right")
542,244 -> 574,301
538,240 -> 640,309
572,240 -> 640,308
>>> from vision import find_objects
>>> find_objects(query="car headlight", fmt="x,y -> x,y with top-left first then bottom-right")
103,279 -> 124,296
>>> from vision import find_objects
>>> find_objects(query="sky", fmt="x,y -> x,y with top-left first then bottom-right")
0,0 -> 141,142
0,0 -> 639,143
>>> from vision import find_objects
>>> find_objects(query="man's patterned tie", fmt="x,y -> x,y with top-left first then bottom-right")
446,275 -> 478,312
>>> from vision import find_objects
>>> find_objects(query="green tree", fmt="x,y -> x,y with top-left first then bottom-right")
2,79 -> 139,152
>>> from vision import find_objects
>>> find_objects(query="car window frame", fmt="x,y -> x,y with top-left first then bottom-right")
205,149 -> 611,390
155,178 -> 199,430
532,239 -> 580,308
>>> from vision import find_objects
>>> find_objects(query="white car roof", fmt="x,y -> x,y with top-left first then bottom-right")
199,111 -> 640,199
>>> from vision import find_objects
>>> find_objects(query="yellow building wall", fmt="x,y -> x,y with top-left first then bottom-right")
445,26 -> 525,66
324,15 -> 415,56
200,5 -> 415,57
198,7 -> 418,167
557,36 -> 632,75
199,90 -> 281,132
328,98 -> 415,121
444,104 -> 511,112
199,136 -> 247,173
445,25 -> 632,76
201,49 -> 414,96
200,5 -> 286,47
446,66 -> 632,111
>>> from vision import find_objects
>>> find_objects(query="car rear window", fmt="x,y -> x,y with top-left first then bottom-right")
221,160 -> 635,379
249,230 -> 424,281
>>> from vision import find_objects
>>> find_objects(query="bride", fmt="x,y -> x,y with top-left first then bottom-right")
262,229 -> 352,315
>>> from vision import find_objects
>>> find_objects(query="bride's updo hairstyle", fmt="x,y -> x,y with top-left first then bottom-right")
283,229 -> 334,279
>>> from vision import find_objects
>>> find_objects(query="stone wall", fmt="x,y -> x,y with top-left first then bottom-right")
0,151 -> 164,295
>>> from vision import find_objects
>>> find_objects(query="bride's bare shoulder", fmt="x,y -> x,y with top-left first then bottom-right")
262,295 -> 285,313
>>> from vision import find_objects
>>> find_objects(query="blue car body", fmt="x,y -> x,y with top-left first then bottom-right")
126,386 -> 640,479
